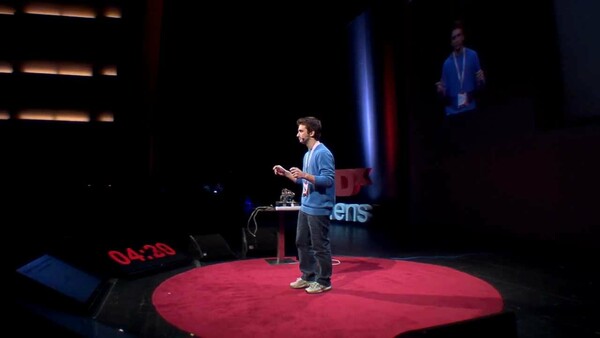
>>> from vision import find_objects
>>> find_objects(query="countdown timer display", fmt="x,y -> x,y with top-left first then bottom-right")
105,240 -> 190,276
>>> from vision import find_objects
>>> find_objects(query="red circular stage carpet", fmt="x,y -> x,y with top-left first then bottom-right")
152,257 -> 504,337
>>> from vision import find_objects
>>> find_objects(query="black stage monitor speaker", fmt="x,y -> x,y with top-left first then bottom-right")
244,227 -> 278,257
15,254 -> 111,315
397,311 -> 518,338
189,234 -> 237,262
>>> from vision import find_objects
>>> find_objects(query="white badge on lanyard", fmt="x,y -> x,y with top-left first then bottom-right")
457,92 -> 468,108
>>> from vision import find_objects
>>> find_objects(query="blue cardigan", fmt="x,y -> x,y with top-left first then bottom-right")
297,143 -> 336,216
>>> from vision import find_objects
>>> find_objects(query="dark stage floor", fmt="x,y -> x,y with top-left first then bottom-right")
13,218 -> 597,338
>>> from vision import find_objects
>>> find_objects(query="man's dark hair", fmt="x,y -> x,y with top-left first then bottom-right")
452,20 -> 465,34
297,116 -> 322,140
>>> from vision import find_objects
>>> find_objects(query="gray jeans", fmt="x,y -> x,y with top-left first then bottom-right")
295,211 -> 332,287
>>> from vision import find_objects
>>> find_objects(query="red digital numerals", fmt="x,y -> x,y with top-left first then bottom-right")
107,242 -> 177,265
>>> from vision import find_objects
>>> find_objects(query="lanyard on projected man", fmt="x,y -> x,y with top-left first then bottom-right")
453,50 -> 467,108
303,141 -> 320,196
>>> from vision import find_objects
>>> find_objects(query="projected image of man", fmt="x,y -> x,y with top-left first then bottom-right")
436,20 -> 485,116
